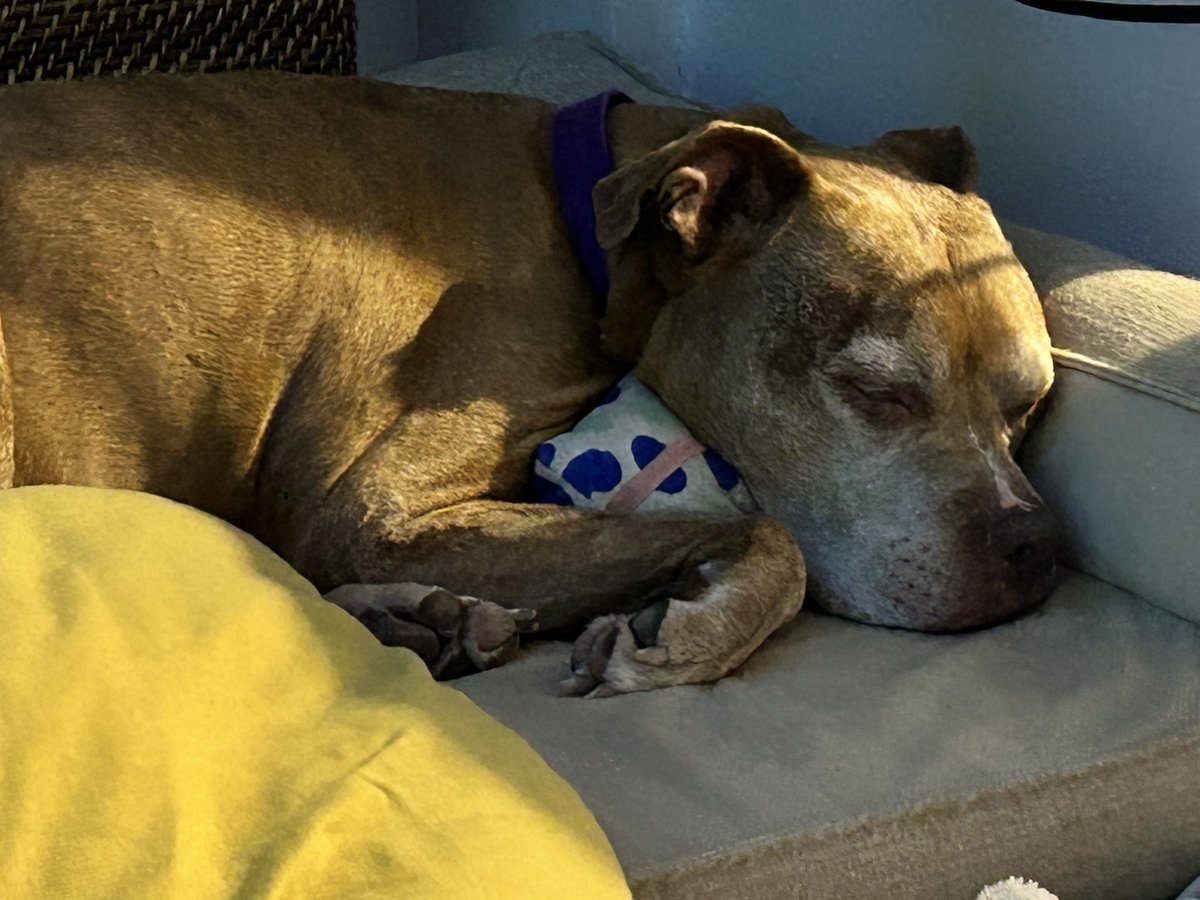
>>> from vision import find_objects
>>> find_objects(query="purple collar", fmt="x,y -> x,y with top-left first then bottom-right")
551,90 -> 632,306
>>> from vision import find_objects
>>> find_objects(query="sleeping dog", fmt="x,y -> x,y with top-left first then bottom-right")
0,74 -> 1058,695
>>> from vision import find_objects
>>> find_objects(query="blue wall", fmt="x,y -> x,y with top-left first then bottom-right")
392,0 -> 1200,276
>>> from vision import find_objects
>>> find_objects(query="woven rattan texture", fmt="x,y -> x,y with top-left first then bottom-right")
0,0 -> 355,84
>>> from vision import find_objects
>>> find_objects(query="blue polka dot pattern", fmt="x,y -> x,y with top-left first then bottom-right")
631,435 -> 688,495
703,449 -> 740,491
532,473 -> 575,506
563,449 -> 623,497
527,373 -> 754,515
630,436 -> 661,467
595,384 -> 622,406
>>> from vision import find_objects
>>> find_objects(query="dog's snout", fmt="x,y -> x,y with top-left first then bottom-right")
993,501 -> 1060,576
1004,539 -> 1039,568
889,492 -> 1062,633
1001,526 -> 1058,597
963,500 -> 1062,625
995,468 -> 1036,511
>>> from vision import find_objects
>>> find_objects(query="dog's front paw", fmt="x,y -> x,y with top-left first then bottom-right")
561,561 -> 748,697
323,583 -> 536,678
561,549 -> 806,698
561,605 -> 671,698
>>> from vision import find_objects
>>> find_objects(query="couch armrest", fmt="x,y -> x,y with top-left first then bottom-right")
1005,223 -> 1200,625
376,30 -> 705,109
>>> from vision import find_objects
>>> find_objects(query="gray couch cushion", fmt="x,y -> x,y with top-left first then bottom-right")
1006,225 -> 1200,625
378,31 -> 704,110
1007,225 -> 1200,404
459,573 -> 1200,898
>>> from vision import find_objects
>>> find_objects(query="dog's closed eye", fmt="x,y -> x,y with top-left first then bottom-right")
830,370 -> 930,424
824,334 -> 931,424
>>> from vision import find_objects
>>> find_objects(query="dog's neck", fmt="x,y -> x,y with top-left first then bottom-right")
605,102 -> 713,168
551,90 -> 632,300
544,95 -> 753,514
552,94 -> 713,364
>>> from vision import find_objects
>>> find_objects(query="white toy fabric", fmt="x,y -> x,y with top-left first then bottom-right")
531,373 -> 757,517
974,877 -> 1058,900
974,873 -> 1200,900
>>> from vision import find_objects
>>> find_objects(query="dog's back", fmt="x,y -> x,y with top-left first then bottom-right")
0,74 -> 604,532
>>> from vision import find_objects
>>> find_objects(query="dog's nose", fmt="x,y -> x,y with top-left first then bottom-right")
1002,529 -> 1059,602
962,501 -> 1062,628
913,487 -> 1063,632
997,503 -> 1060,582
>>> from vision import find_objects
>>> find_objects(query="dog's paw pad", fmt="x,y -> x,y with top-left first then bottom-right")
629,599 -> 669,647
563,615 -> 621,696
416,588 -> 468,636
324,583 -> 536,678
564,612 -> 674,698
462,600 -> 526,670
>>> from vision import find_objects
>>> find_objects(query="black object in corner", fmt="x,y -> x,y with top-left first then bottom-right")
1012,0 -> 1200,22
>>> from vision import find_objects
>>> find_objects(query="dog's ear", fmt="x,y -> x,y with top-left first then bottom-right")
870,126 -> 978,194
723,103 -> 814,147
593,121 -> 809,264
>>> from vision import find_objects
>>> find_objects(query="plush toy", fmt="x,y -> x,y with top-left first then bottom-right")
974,866 -> 1200,896
532,373 -> 757,516
975,877 -> 1058,900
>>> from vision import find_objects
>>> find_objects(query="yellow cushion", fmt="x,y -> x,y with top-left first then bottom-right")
0,485 -> 629,899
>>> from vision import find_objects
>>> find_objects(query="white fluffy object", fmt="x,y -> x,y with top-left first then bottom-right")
975,877 -> 1059,900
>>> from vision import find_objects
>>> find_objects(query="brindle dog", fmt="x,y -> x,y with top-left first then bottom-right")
0,74 -> 1057,695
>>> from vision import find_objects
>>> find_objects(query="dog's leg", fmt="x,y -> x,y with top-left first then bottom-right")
327,502 -> 805,695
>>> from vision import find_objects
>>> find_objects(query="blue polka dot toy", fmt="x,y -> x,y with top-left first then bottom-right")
531,373 -> 758,516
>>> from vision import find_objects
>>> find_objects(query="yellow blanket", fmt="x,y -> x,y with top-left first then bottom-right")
0,486 -> 629,899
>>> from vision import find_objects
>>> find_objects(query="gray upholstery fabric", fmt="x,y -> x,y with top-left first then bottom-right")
1006,224 -> 1200,625
378,31 -> 705,110
1022,368 -> 1200,627
381,31 -> 1200,899
1006,224 -> 1200,408
459,573 -> 1200,898
636,735 -> 1200,900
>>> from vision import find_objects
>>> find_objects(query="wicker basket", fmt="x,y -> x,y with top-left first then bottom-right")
0,0 -> 356,84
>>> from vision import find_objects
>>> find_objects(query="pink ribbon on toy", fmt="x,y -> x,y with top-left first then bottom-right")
605,434 -> 706,515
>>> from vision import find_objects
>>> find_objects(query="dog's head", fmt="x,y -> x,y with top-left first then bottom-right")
596,114 -> 1058,631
